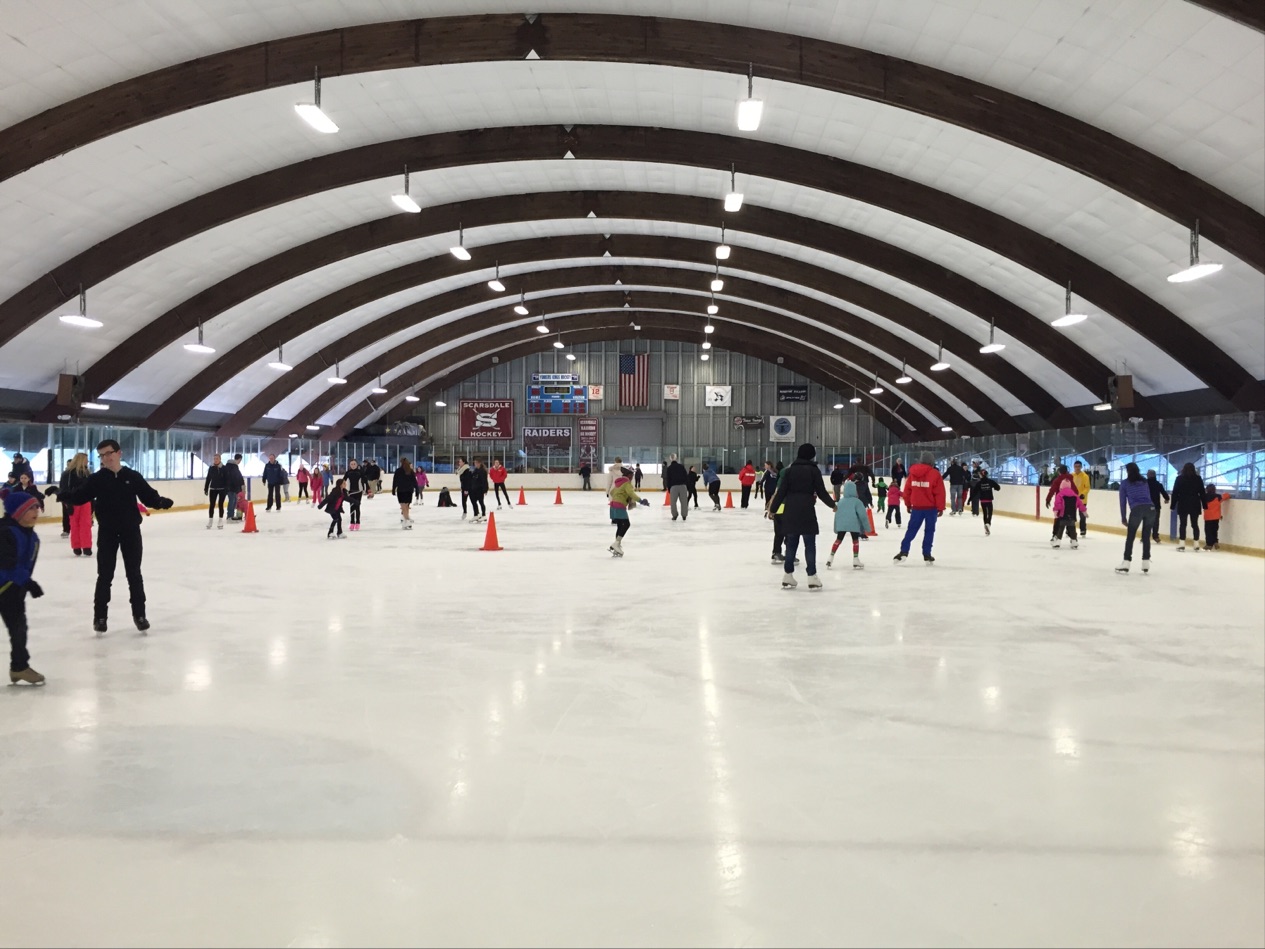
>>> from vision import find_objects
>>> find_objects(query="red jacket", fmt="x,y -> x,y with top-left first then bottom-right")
488,464 -> 508,484
738,464 -> 757,486
901,463 -> 946,512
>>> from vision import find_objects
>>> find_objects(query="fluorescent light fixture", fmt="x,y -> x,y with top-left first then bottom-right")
514,291 -> 529,316
434,400 -> 446,407
715,222 -> 731,260
306,424 -> 320,431
736,64 -> 763,131
700,353 -> 710,361
707,302 -> 719,315
183,322 -> 215,354
1093,401 -> 1112,412
1169,219 -> 1222,283
404,395 -> 420,402
565,352 -> 576,361
60,287 -> 102,328
704,323 -> 715,334
327,362 -> 347,385
930,344 -> 950,372
294,69 -> 338,133
1054,281 -> 1088,327
940,426 -> 953,433
288,433 -> 298,439
391,164 -> 420,213
724,163 -> 743,211
488,261 -> 506,292
449,223 -> 471,261
702,340 -> 712,350
979,319 -> 1005,354
371,376 -> 388,394
81,401 -> 109,411
267,345 -> 291,372
710,264 -> 724,293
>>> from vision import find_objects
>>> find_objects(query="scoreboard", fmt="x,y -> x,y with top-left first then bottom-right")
527,373 -> 588,414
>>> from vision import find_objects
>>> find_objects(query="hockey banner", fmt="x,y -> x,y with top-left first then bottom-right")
778,385 -> 809,402
578,417 -> 600,464
523,425 -> 573,451
663,384 -> 681,401
587,384 -> 604,401
459,399 -> 514,439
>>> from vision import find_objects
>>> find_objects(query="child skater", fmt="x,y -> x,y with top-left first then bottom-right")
1202,484 -> 1230,550
884,480 -> 901,529
973,467 -> 1001,536
321,478 -> 347,539
608,465 -> 650,557
415,465 -> 429,505
1050,478 -> 1085,549
0,492 -> 46,684
826,480 -> 869,570
310,464 -> 324,508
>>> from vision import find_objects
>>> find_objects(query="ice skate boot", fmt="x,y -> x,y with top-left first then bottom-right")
1070,538 -> 1079,549
781,574 -> 798,589
133,615 -> 150,634
923,554 -> 936,565
1114,561 -> 1130,574
853,560 -> 865,570
807,575 -> 822,590
206,519 -> 213,530
770,552 -> 785,565
610,539 -> 624,557
217,518 -> 224,530
1049,538 -> 1060,548
93,616 -> 107,636
985,526 -> 990,536
1141,559 -> 1150,573
1176,543 -> 1185,551
9,667 -> 44,685
893,551 -> 908,562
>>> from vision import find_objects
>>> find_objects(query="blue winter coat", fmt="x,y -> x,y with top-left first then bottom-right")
0,517 -> 39,590
832,481 -> 869,534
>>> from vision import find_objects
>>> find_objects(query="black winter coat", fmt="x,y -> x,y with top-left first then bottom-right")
663,461 -> 689,488
469,467 -> 489,495
767,458 -> 835,535
65,467 -> 169,529
1147,475 -> 1170,508
223,463 -> 245,493
204,464 -> 229,492
1171,473 -> 1207,515
344,468 -> 367,495
392,469 -> 416,502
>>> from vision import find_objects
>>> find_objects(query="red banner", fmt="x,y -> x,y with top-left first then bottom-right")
578,416 -> 600,464
459,399 -> 514,439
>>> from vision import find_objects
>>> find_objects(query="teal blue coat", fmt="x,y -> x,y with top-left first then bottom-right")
832,481 -> 869,534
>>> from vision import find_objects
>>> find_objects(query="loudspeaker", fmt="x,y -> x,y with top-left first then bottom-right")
57,373 -> 84,406
1108,374 -> 1134,410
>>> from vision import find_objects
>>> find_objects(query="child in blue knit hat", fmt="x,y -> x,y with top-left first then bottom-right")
0,492 -> 46,685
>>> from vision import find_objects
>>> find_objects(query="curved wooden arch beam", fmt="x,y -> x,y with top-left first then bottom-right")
265,297 -> 979,439
321,316 -> 937,443
51,192 -> 1097,426
1185,1 -> 1265,31
4,128 -> 1252,410
0,14 -> 1257,268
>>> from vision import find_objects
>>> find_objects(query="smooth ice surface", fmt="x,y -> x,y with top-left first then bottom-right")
2,492 -> 1263,948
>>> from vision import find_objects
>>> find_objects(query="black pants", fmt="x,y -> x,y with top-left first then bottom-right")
708,483 -> 721,508
348,494 -> 362,525
1178,511 -> 1201,542
95,525 -> 145,619
1205,520 -> 1220,547
754,482 -> 763,499
1079,504 -> 1088,534
581,475 -> 591,490
61,503 -> 71,534
207,489 -> 227,518
982,503 -> 994,527
493,483 -> 511,506
327,511 -> 342,536
470,492 -> 487,517
461,490 -> 469,514
1052,515 -> 1078,542
771,513 -> 785,555
886,505 -> 901,526
1,585 -> 30,671
267,483 -> 282,510
688,485 -> 698,508
970,496 -> 980,516
1123,504 -> 1154,561
741,485 -> 752,508
298,482 -> 309,499
612,518 -> 631,539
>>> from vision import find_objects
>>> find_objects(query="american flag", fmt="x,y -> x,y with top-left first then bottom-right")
618,353 -> 649,407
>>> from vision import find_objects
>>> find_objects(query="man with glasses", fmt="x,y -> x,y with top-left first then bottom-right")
64,440 -> 172,635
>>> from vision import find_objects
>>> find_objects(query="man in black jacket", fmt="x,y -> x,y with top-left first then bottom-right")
1146,469 -> 1171,544
946,460 -> 967,514
224,454 -> 245,520
262,454 -> 285,511
203,453 -> 230,529
663,454 -> 690,521
65,439 -> 172,634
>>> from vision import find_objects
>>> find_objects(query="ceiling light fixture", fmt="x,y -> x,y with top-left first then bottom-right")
434,400 -> 447,407
707,292 -> 719,316
294,67 -> 338,134
565,352 -> 577,361
59,286 -> 103,328
289,433 -> 299,439
327,362 -> 347,385
404,394 -> 420,403
487,261 -> 506,293
869,376 -> 884,395
700,353 -> 710,361
1168,218 -> 1223,283
704,322 -> 715,334
1052,281 -> 1088,327
81,401 -> 110,411
183,322 -> 216,354
449,223 -> 472,261
849,389 -> 862,404
267,345 -> 292,372
1093,400 -> 1113,412
833,402 -> 845,410
710,263 -> 724,293
931,344 -> 950,372
702,340 -> 712,350
979,318 -> 1005,354
715,222 -> 731,260
371,375 -> 388,395
514,291 -> 529,316
306,424 -> 320,431
736,62 -> 764,132
391,164 -> 421,213
940,425 -> 953,433
896,361 -> 912,385
553,335 -> 565,349
724,163 -> 744,212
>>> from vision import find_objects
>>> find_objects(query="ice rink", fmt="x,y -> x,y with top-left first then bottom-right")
2,490 -> 1262,947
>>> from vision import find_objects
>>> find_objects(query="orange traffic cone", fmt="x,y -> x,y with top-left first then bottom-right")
517,487 -> 527,506
241,499 -> 259,534
724,490 -> 734,509
480,512 -> 503,551
663,491 -> 670,506
866,508 -> 878,536
554,487 -> 564,505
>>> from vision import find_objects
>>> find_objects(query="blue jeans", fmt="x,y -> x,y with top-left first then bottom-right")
900,508 -> 938,556
784,534 -> 818,576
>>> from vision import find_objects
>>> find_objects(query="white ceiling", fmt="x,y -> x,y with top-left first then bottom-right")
0,2 -> 1260,429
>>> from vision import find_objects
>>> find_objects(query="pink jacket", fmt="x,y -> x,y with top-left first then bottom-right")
415,470 -> 429,488
886,484 -> 900,506
1053,484 -> 1086,518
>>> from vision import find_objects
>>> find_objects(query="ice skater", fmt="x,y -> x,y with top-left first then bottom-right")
321,477 -> 346,538
1202,484 -> 1230,551
663,454 -> 690,521
884,480 -> 901,529
60,452 -> 94,555
456,457 -> 473,518
295,462 -> 310,503
608,466 -> 650,557
310,463 -> 325,508
468,459 -> 489,523
203,452 -> 230,529
893,451 -> 944,564
1115,462 -> 1155,574
489,459 -> 511,509
766,444 -> 835,589
1146,469 -> 1169,544
703,463 -> 721,511
0,492 -> 46,685
827,480 -> 868,570
1171,462 -> 1206,551
393,458 -> 417,528
262,454 -> 286,511
1050,478 -> 1085,549
973,468 -> 1001,535
343,459 -> 366,531
414,464 -> 429,504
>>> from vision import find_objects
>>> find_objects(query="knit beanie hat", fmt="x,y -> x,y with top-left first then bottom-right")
918,451 -> 935,465
3,491 -> 39,520
796,443 -> 816,460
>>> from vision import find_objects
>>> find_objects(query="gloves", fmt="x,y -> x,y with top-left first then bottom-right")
639,498 -> 650,506
26,581 -> 43,598
156,498 -> 174,509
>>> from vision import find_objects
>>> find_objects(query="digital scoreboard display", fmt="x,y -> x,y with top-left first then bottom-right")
527,373 -> 588,414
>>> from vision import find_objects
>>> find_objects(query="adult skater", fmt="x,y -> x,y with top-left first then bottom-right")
60,452 -> 93,555
456,458 -> 473,519
0,492 -> 46,684
973,467 -> 1001,535
607,466 -> 650,557
262,454 -> 285,511
489,458 -> 511,510
1171,462 -> 1207,552
224,453 -> 245,521
738,460 -> 757,509
343,459 -> 366,531
766,461 -> 789,563
829,462 -> 847,501
364,458 -> 383,497
468,459 -> 490,523
827,479 -> 868,570
702,463 -> 722,511
605,456 -> 623,496
203,452 -> 229,529
1146,469 -> 1169,544
754,461 -> 768,501
392,458 -> 417,528
633,464 -> 643,490
893,451 -> 945,564
64,439 -> 173,634
7,453 -> 32,483
946,459 -> 967,515
1115,462 -> 1155,574
663,454 -> 690,521
579,461 -> 592,491
295,462 -> 310,503
766,443 -> 836,589
1072,460 -> 1091,535
890,459 -> 907,491
57,454 -> 89,538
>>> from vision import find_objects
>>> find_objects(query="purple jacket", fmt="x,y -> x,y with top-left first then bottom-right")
1119,479 -> 1153,520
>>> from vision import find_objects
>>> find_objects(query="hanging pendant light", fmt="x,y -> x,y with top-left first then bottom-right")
268,345 -> 292,372
1168,219 -> 1223,282
404,394 -> 421,403
294,67 -> 338,133
700,353 -> 711,362
849,388 -> 862,404
514,291 -> 529,317
869,375 -> 884,395
940,425 -> 953,433
60,286 -> 103,328
707,292 -> 719,316
449,223 -> 472,261
833,402 -> 845,410
327,362 -> 347,385
565,351 -> 577,362
979,318 -> 1005,353
306,424 -> 321,431
715,222 -> 731,260
390,164 -> 421,213
710,263 -> 724,293
371,374 -> 388,395
183,322 -> 216,354
895,361 -> 912,385
736,63 -> 764,131
487,261 -> 506,293
931,344 -> 950,372
1052,281 -> 1088,327
724,163 -> 744,212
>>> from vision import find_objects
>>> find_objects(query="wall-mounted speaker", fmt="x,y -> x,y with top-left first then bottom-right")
1108,374 -> 1134,410
57,373 -> 84,406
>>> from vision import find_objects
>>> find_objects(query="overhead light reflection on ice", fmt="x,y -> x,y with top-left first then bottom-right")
269,637 -> 287,668
512,678 -> 526,709
1168,804 -> 1211,878
1052,726 -> 1079,759
184,661 -> 212,692
982,686 -> 1000,710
